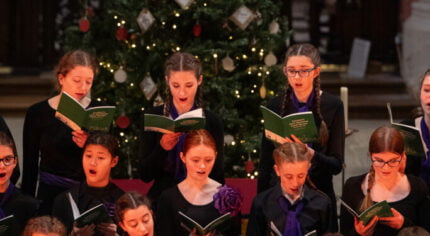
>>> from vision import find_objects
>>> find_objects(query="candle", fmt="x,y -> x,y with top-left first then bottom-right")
340,86 -> 348,131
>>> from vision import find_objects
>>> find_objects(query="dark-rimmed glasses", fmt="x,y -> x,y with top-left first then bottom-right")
371,157 -> 402,168
0,155 -> 16,166
284,67 -> 316,78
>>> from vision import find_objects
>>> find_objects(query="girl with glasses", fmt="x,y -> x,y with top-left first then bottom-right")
340,126 -> 430,235
258,43 -> 344,231
0,132 -> 38,233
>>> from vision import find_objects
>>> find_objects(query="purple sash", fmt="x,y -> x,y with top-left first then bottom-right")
168,103 -> 198,182
419,119 -> 430,187
40,171 -> 79,189
278,196 -> 305,236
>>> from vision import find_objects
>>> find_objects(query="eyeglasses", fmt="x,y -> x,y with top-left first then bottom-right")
284,67 -> 316,78
371,157 -> 402,168
0,155 -> 15,166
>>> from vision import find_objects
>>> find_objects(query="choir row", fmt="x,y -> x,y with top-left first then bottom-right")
0,42 -> 429,235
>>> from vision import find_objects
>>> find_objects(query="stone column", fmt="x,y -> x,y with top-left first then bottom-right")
403,0 -> 430,98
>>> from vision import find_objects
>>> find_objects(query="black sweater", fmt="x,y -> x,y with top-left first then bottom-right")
22,99 -> 100,196
340,174 -> 430,235
258,91 -> 345,198
0,185 -> 39,233
52,181 -> 124,234
155,185 -> 241,236
138,105 -> 225,202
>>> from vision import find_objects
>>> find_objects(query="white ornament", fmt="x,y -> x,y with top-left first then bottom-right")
137,8 -> 155,33
224,134 -> 234,145
269,20 -> 280,34
140,75 -> 157,100
229,5 -> 256,30
114,68 -> 127,83
175,0 -> 194,9
255,11 -> 263,25
153,94 -> 164,107
222,56 -> 235,72
264,52 -> 277,66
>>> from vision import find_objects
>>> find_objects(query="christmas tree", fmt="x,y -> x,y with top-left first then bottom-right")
60,0 -> 289,178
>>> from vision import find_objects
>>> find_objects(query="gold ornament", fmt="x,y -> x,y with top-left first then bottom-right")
260,84 -> 266,99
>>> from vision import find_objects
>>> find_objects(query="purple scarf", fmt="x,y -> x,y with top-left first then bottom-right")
278,196 -> 305,236
168,103 -> 198,182
291,90 -> 315,113
419,118 -> 430,187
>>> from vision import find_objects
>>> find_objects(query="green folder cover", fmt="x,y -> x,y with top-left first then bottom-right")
0,215 -> 18,236
391,123 -> 425,156
260,105 -> 318,143
340,199 -> 394,225
178,211 -> 231,235
55,92 -> 116,132
144,108 -> 205,133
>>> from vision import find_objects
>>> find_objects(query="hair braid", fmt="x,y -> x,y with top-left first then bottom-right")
359,166 -> 375,212
163,86 -> 171,116
280,85 -> 292,117
313,76 -> 329,146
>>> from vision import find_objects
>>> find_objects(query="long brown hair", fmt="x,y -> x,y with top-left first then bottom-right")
163,52 -> 203,115
273,142 -> 316,188
359,126 -> 404,211
281,43 -> 328,146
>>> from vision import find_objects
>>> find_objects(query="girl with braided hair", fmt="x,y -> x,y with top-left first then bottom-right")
258,43 -> 344,230
138,52 -> 224,205
248,142 -> 333,236
340,126 -> 430,235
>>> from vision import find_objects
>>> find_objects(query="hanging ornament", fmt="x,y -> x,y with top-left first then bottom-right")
116,26 -> 128,40
222,56 -> 235,72
269,20 -> 280,34
224,134 -> 234,145
193,23 -> 202,37
245,157 -> 255,174
79,17 -> 90,32
114,68 -> 127,83
229,5 -> 256,30
140,74 -> 157,100
255,11 -> 263,26
153,94 -> 164,107
116,115 -> 130,129
260,84 -> 267,99
175,0 -> 195,9
136,8 -> 155,34
264,52 -> 277,66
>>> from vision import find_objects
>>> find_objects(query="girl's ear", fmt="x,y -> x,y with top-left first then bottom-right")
197,75 -> 203,85
273,164 -> 280,177
58,74 -> 64,87
180,152 -> 185,163
118,221 -> 126,231
110,156 -> 119,168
